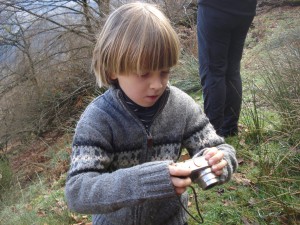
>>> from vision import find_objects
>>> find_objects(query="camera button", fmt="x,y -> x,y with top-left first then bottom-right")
192,157 -> 204,167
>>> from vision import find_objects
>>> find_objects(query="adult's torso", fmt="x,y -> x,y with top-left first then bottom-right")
198,0 -> 257,16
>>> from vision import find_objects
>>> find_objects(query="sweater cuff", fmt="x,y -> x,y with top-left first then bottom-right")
137,161 -> 175,199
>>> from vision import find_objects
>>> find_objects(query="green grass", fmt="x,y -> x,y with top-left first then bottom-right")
187,183 -> 262,224
186,136 -> 300,225
0,180 -> 72,225
0,159 -> 13,195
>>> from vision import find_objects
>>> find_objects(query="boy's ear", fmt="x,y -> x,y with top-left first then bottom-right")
111,73 -> 118,80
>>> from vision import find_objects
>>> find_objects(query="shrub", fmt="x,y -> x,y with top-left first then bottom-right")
171,52 -> 201,93
247,27 -> 300,224
0,159 -> 13,199
259,27 -> 300,145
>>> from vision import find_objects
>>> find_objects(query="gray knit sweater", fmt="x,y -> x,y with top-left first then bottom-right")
65,85 -> 238,225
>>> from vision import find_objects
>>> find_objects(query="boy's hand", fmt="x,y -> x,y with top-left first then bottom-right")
203,147 -> 227,176
168,164 -> 192,195
169,147 -> 227,194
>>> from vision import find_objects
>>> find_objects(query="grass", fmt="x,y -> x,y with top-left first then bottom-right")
171,52 -> 201,93
0,135 -> 75,225
0,177 -> 72,225
0,4 -> 299,225
187,182 -> 261,224
0,159 -> 12,194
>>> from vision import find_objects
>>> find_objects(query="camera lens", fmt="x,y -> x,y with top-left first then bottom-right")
195,167 -> 219,190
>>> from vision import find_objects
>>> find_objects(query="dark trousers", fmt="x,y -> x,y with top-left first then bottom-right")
197,5 -> 254,137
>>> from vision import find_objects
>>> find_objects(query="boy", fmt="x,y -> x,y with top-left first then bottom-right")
65,2 -> 237,225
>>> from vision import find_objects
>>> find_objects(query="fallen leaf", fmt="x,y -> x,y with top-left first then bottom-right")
237,158 -> 244,165
228,186 -> 237,191
37,209 -> 46,217
241,216 -> 252,225
222,199 -> 232,206
217,188 -> 225,195
248,197 -> 256,206
232,173 -> 253,186
180,153 -> 190,161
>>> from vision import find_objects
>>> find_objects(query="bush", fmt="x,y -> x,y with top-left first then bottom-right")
171,52 -> 201,93
259,28 -> 300,145
0,159 -> 13,198
245,27 -> 300,223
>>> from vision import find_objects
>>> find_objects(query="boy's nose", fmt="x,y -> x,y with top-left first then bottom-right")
150,76 -> 163,90
150,72 -> 163,90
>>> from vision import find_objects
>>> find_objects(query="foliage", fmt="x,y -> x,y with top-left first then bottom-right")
259,27 -> 300,145
0,0 -> 107,142
171,52 -> 201,93
0,0 -> 198,145
0,159 -> 13,199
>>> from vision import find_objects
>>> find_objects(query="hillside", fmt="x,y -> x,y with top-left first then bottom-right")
1,2 -> 299,225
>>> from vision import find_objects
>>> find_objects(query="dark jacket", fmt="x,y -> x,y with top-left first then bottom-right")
198,0 -> 257,16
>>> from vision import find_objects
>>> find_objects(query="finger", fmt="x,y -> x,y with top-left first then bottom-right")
171,176 -> 192,188
174,187 -> 187,195
204,147 -> 218,160
169,164 -> 191,177
211,159 -> 227,172
214,170 -> 223,176
208,151 -> 224,165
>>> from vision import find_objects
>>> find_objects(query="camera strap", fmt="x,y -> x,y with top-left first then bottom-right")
177,185 -> 204,224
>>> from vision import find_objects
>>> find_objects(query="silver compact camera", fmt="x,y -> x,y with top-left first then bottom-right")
180,156 -> 219,190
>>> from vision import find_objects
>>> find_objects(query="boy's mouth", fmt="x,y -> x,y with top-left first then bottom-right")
147,95 -> 159,100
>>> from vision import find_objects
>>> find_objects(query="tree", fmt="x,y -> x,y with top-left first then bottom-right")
0,0 -> 110,142
0,0 -> 197,144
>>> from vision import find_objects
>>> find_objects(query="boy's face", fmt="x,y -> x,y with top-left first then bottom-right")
112,69 -> 170,107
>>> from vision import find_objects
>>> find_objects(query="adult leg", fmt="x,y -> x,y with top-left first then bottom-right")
221,16 -> 254,137
197,6 -> 232,135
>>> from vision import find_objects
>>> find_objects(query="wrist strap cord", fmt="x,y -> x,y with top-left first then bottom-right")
177,185 -> 204,224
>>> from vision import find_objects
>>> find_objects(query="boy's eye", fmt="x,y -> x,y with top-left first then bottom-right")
135,71 -> 149,77
161,70 -> 170,76
136,70 -> 170,78
140,72 -> 150,77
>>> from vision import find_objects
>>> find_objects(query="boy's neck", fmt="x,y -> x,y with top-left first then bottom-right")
118,86 -> 166,132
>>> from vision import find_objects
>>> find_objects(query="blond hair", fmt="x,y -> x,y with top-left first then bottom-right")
92,2 -> 180,87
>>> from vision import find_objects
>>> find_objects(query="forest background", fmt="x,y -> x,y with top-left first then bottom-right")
0,0 -> 299,224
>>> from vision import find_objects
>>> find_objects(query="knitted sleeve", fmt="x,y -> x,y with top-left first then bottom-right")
65,98 -> 176,214
179,89 -> 238,183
